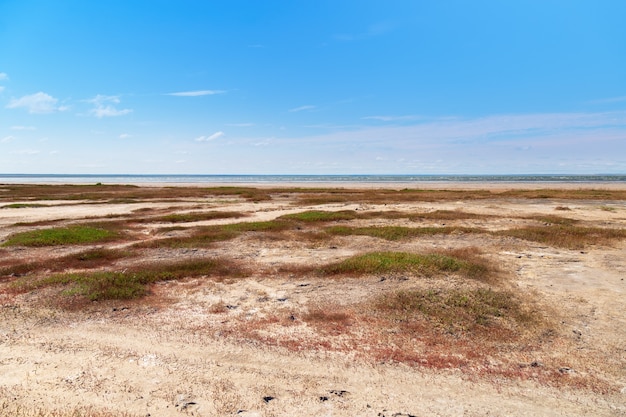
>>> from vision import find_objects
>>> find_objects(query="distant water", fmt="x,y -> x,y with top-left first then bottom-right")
1,174 -> 625,184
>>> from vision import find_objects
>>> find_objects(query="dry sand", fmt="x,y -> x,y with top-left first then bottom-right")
1,183 -> 625,416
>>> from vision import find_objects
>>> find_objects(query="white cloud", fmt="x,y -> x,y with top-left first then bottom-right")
6,92 -> 68,114
195,131 -> 224,142
86,95 -> 132,118
119,133 -> 132,139
0,86 -> 4,93
167,90 -> 225,97
1,135 -> 15,143
0,72 -> 7,81
289,105 -> 316,113
91,106 -> 132,118
11,125 -> 36,130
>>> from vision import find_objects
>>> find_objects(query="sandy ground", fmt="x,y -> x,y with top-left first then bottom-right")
1,183 -> 625,416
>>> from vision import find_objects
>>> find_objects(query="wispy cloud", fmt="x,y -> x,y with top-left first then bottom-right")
195,131 -> 224,142
167,90 -> 226,97
6,92 -> 68,114
588,95 -> 626,104
1,135 -> 15,143
86,95 -> 132,118
362,115 -> 423,122
226,123 -> 255,127
0,72 -> 7,80
0,86 -> 4,93
244,111 -> 626,174
11,125 -> 36,131
119,133 -> 132,139
289,105 -> 316,113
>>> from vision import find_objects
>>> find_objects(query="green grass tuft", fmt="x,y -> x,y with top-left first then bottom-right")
320,251 -> 488,279
2,226 -> 120,247
279,210 -> 358,222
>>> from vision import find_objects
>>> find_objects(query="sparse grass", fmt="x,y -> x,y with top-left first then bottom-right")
373,288 -> 533,333
325,225 -> 481,241
0,184 -> 276,203
0,248 -> 134,277
279,210 -> 358,222
319,251 -> 490,281
220,220 -> 291,232
0,401 -> 138,417
140,220 -> 294,248
2,225 -> 121,247
11,257 -> 249,301
142,210 -> 245,223
303,307 -> 353,335
499,224 -> 626,249
408,209 -> 488,221
527,215 -> 579,225
1,203 -> 48,209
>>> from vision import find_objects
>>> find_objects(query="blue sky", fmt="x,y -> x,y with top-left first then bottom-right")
1,0 -> 625,175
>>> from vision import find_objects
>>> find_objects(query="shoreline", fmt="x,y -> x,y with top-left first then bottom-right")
3,180 -> 626,190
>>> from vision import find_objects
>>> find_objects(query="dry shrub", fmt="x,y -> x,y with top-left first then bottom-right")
499,224 -> 626,249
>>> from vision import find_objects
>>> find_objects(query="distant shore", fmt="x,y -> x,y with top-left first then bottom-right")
3,180 -> 626,191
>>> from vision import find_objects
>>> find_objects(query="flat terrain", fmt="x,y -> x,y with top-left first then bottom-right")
1,183 -> 625,416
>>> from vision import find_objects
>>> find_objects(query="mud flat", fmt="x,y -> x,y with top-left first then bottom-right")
1,183 -> 625,416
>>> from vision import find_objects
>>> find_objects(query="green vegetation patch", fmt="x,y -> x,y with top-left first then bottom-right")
2,225 -> 120,247
12,257 -> 249,301
220,220 -> 291,232
279,210 -> 358,222
373,288 -> 533,332
320,251 -> 488,279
